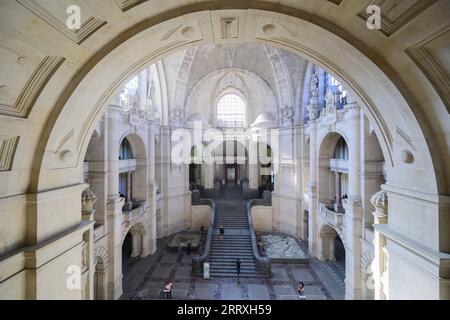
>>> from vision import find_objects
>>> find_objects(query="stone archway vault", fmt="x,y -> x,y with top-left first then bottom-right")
1,2 -> 449,300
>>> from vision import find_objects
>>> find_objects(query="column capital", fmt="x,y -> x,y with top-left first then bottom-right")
371,190 -> 388,221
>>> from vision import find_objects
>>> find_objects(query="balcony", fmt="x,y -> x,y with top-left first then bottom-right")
119,158 -> 136,173
319,202 -> 344,229
123,200 -> 147,223
329,158 -> 348,173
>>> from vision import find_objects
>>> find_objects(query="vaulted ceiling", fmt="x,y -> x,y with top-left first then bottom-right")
0,0 -> 448,196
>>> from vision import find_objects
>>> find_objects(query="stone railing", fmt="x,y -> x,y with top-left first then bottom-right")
118,158 -> 136,172
192,198 -> 215,275
318,202 -> 344,229
329,158 -> 349,172
123,200 -> 146,223
247,199 -> 271,277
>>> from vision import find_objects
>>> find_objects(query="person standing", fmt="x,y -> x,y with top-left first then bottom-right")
219,225 -> 225,241
298,282 -> 305,299
236,258 -> 241,278
163,281 -> 173,299
186,240 -> 192,255
177,243 -> 183,260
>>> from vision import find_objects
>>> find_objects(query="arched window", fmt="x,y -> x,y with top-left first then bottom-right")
119,76 -> 139,108
216,94 -> 246,128
119,138 -> 133,160
326,73 -> 347,106
333,137 -> 349,160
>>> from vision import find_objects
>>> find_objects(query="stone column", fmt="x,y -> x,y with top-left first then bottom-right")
81,187 -> 97,300
307,120 -> 319,256
248,139 -> 259,190
130,229 -> 142,258
371,190 -> 388,300
147,123 -> 158,254
334,172 -> 344,212
140,230 -> 150,258
203,163 -> 214,189
343,99 -> 363,300
105,106 -> 125,300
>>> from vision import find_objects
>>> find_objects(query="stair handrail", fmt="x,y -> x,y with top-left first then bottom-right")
247,199 -> 272,277
192,198 -> 216,275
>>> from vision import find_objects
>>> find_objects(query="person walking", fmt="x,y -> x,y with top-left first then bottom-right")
163,281 -> 173,299
200,225 -> 205,236
236,258 -> 241,278
219,225 -> 225,241
298,282 -> 305,299
177,243 -> 183,260
186,240 -> 192,255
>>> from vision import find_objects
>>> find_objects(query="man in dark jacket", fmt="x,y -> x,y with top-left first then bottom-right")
236,258 -> 241,278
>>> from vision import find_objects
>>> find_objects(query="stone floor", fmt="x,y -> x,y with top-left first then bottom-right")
121,236 -> 345,300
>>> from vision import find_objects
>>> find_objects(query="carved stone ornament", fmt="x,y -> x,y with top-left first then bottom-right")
310,71 -> 319,98
307,103 -> 320,121
170,105 -> 184,122
325,86 -> 340,114
82,187 -> 97,215
280,104 -> 294,125
370,190 -> 388,220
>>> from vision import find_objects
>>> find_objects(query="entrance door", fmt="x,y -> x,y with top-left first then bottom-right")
227,167 -> 236,185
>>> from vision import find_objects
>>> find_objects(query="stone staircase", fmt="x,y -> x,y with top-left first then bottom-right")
208,186 -> 262,277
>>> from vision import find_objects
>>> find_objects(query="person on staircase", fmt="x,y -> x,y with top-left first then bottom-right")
219,225 -> 225,241
236,258 -> 241,278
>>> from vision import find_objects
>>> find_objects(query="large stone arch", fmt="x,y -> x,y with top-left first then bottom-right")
32,8 -> 443,198
1,2 -> 448,300
317,131 -> 349,205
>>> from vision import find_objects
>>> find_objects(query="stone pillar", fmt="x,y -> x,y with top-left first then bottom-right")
203,163 -> 214,189
371,190 -> 388,300
343,99 -> 363,300
248,139 -> 259,190
140,230 -> 150,258
147,123 -> 158,255
126,172 -> 132,203
105,106 -> 124,300
130,229 -> 142,258
307,120 -> 318,256
81,187 -> 97,300
334,172 -> 344,213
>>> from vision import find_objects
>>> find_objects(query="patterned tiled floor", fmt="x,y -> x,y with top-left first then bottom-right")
120,236 -> 345,300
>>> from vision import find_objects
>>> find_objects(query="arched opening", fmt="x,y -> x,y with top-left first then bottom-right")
214,140 -> 248,186
318,132 -> 349,214
0,3 -> 446,301
122,232 -> 133,270
257,142 -> 274,194
119,134 -> 147,212
319,225 -> 346,287
189,144 -> 204,190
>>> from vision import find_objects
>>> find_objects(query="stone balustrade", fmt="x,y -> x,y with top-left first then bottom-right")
123,201 -> 147,224
319,202 -> 344,229
329,158 -> 349,172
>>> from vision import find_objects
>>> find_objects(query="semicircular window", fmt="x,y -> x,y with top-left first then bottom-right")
216,94 -> 246,128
